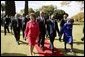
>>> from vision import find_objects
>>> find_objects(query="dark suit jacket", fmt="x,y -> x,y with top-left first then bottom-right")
11,18 -> 21,31
22,17 -> 30,31
4,17 -> 11,27
37,16 -> 46,36
60,19 -> 67,28
47,19 -> 59,37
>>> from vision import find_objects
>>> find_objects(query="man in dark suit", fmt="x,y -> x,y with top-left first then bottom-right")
4,15 -> 11,35
11,14 -> 21,45
47,14 -> 60,53
37,11 -> 46,51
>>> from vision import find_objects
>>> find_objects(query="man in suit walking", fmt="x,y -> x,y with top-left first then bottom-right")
11,14 -> 21,45
4,15 -> 11,35
47,14 -> 60,53
37,10 -> 46,51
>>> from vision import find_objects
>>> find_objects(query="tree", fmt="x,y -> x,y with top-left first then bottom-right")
28,8 -> 35,14
24,1 -> 28,16
5,1 -> 16,16
40,5 -> 65,20
72,12 -> 84,22
40,5 -> 55,16
53,9 -> 65,20
35,9 -> 40,17
21,8 -> 35,16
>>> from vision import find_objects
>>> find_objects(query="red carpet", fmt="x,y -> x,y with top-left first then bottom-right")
35,39 -> 64,56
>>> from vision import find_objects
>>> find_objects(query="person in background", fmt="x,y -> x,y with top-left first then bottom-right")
81,27 -> 84,41
4,15 -> 11,35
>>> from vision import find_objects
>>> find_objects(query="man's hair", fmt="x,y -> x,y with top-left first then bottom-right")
40,10 -> 45,14
64,13 -> 69,17
69,18 -> 74,23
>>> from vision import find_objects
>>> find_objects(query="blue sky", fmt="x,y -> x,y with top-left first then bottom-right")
1,1 -> 84,17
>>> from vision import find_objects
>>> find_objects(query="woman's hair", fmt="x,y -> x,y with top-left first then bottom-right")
30,13 -> 36,19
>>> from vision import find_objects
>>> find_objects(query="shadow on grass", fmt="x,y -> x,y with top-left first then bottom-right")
73,41 -> 84,45
1,53 -> 27,56
55,38 -> 64,42
58,48 -> 84,56
73,22 -> 84,25
1,30 -> 4,33
73,23 -> 84,25
1,29 -> 13,35
19,40 -> 28,45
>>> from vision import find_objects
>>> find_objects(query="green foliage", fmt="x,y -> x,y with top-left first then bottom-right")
21,4 -> 66,20
35,9 -> 40,17
53,9 -> 65,20
40,5 -> 55,16
28,8 -> 35,14
40,5 -> 65,20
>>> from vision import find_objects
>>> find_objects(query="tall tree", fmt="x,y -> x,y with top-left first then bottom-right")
40,5 -> 55,16
35,9 -> 40,17
40,5 -> 65,20
5,1 -> 16,16
24,1 -> 28,16
53,9 -> 65,20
